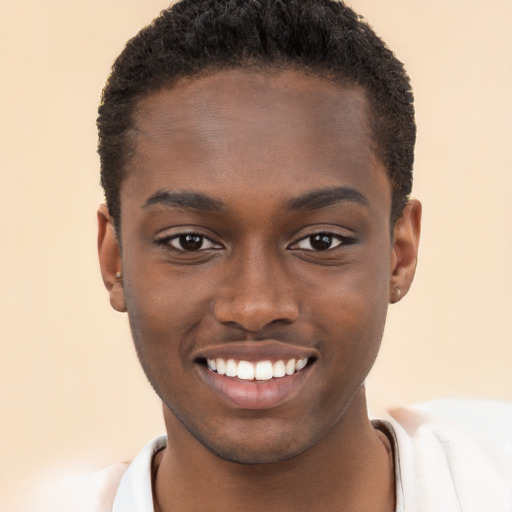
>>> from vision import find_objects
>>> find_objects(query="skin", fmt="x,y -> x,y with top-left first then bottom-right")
98,69 -> 421,511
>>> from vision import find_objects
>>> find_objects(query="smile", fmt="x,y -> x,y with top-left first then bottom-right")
192,342 -> 318,410
206,358 -> 309,380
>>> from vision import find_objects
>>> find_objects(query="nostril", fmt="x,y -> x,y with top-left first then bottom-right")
213,280 -> 299,332
213,306 -> 299,333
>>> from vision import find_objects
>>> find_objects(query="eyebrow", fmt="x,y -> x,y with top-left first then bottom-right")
143,186 -> 367,213
143,189 -> 225,212
285,186 -> 369,211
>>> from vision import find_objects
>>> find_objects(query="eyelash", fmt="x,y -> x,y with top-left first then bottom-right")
288,233 -> 355,252
154,232 -> 222,252
155,231 -> 354,253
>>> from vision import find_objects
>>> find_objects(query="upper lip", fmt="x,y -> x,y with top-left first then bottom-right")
192,340 -> 320,362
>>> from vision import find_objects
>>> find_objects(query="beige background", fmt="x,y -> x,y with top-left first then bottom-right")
1,1 -> 511,510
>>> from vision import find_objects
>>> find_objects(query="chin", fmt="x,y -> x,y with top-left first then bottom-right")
164,399 -> 318,465
199,435 -> 311,466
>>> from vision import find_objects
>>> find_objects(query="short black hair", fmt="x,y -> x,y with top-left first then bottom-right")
97,0 -> 415,232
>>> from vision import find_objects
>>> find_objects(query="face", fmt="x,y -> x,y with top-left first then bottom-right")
98,69 -> 420,464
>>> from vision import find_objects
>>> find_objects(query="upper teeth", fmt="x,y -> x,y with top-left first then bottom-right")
206,358 -> 309,380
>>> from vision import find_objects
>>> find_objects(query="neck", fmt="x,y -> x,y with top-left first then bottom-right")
153,389 -> 395,512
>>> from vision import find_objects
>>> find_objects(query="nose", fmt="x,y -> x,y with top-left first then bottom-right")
213,247 -> 299,333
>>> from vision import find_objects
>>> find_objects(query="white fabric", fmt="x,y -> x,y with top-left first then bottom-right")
51,400 -> 512,512
111,435 -> 166,512
384,399 -> 512,511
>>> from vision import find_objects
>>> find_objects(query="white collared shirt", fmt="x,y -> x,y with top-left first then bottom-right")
37,400 -> 512,512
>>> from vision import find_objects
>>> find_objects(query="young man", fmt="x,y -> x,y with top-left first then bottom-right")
95,1 -> 511,510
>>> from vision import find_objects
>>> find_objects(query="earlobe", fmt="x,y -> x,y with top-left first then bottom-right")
389,199 -> 422,304
97,204 -> 126,312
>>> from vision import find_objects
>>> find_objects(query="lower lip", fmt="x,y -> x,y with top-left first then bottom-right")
196,364 -> 313,410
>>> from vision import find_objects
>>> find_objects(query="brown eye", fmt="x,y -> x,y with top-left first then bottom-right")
158,233 -> 222,252
309,234 -> 334,251
178,234 -> 204,251
292,233 -> 345,252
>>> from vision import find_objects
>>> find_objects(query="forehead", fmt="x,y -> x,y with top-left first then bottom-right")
124,69 -> 390,213
134,69 -> 370,136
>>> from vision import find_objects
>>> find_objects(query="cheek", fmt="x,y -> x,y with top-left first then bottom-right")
122,268 -> 213,366
308,255 -> 391,369
318,291 -> 387,363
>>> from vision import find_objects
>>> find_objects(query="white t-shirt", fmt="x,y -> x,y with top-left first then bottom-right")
36,400 -> 512,512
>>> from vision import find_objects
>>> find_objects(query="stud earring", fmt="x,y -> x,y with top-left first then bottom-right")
394,286 -> 401,298
115,272 -> 122,280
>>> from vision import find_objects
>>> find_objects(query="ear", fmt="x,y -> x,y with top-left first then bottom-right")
389,199 -> 422,304
97,204 -> 126,312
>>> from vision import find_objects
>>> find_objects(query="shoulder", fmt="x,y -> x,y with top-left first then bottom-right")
396,398 -> 512,448
25,462 -> 129,512
29,435 -> 166,512
385,399 -> 512,512
77,462 -> 130,512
